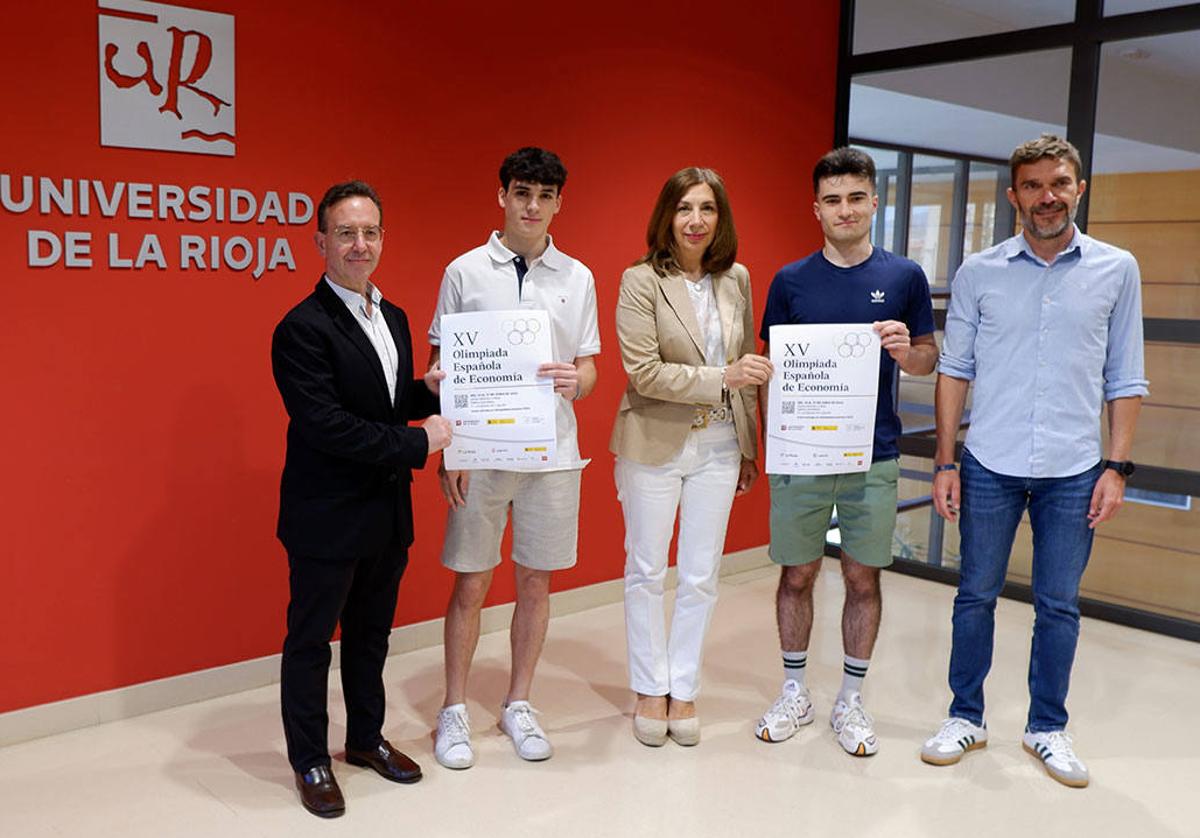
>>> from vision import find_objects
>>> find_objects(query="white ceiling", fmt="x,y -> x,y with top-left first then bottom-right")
850,2 -> 1200,170
849,84 -> 1200,173
855,0 -> 1198,67
854,0 -> 1075,53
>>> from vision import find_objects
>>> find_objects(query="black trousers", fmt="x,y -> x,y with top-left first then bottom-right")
280,542 -> 408,773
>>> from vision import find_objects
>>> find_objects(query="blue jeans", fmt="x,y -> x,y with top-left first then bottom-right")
948,449 -> 1101,732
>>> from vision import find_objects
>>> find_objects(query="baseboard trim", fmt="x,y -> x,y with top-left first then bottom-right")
0,545 -> 771,747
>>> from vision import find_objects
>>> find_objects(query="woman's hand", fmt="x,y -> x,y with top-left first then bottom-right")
724,354 -> 773,390
735,458 -> 759,496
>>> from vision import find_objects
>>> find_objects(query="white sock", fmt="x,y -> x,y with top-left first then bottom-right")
782,650 -> 808,688
839,654 -> 869,700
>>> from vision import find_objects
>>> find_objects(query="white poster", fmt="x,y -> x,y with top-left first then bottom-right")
766,323 -> 880,475
439,310 -> 556,470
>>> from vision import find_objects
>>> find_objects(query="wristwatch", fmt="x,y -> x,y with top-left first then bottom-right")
1102,459 -> 1136,477
934,463 -> 957,473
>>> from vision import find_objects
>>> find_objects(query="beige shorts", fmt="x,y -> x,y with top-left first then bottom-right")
441,469 -> 582,573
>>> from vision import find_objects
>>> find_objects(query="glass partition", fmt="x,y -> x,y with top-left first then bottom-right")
839,8 -> 1200,635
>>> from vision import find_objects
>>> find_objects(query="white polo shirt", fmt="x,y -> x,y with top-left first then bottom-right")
429,232 -> 601,471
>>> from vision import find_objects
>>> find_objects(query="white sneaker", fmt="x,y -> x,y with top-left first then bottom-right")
921,717 -> 988,765
434,704 -> 474,769
755,679 -> 814,743
830,693 -> 878,756
1023,730 -> 1089,788
499,701 -> 553,761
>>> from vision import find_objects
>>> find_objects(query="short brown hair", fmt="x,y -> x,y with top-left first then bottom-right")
1009,134 -> 1083,185
317,180 -> 382,232
639,167 -> 737,277
812,147 -> 876,194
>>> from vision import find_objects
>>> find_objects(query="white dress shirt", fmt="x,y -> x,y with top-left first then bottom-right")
324,276 -> 398,403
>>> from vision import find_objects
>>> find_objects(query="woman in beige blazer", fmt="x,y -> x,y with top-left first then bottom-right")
610,167 -> 772,746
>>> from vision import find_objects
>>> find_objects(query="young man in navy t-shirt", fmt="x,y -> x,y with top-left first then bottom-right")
754,148 -> 937,757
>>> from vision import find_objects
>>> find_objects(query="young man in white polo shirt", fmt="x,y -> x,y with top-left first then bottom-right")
427,147 -> 600,768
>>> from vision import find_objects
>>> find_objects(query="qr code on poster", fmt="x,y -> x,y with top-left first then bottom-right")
454,394 -> 468,409
782,400 -> 795,415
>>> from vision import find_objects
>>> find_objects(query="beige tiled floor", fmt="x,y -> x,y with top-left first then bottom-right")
3,560 -> 1198,837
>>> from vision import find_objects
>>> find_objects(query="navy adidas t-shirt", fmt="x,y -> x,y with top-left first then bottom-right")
759,248 -> 936,462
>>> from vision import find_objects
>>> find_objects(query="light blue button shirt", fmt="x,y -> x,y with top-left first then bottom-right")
325,276 -> 398,402
939,228 -> 1149,478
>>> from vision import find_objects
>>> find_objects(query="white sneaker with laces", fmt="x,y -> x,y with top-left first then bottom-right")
920,717 -> 988,765
500,700 -> 553,761
434,703 -> 474,770
830,693 -> 878,756
1023,730 -> 1089,788
755,679 -> 814,743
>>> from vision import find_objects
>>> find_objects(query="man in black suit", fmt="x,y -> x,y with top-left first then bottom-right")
271,180 -> 452,818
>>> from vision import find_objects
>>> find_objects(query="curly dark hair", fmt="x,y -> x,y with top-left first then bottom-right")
499,147 -> 567,192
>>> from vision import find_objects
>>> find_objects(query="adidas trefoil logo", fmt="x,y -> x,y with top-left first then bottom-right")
870,289 -> 885,303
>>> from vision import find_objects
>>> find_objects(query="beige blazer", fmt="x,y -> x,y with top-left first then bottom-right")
609,261 -> 760,466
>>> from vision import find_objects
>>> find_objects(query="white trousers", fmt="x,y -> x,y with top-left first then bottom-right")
615,423 -> 741,701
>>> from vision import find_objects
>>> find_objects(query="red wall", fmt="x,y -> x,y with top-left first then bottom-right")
0,1 -> 838,713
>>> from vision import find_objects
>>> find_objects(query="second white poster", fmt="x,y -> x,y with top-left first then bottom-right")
766,323 -> 880,475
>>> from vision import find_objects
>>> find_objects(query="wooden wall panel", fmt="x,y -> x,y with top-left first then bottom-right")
1099,495 -> 1198,547
1089,170 -> 1200,224
1085,222 -> 1200,284
1142,284 -> 1200,319
1104,404 -> 1200,471
1083,169 -> 1200,286
1005,521 -> 1200,621
1143,343 -> 1200,408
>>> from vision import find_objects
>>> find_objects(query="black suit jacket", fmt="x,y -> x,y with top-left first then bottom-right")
272,278 -> 439,559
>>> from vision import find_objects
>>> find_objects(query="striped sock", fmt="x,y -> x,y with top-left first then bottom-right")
839,655 -> 869,700
782,650 -> 808,688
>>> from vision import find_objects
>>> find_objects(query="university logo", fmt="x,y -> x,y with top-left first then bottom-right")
870,289 -> 885,303
98,0 -> 235,156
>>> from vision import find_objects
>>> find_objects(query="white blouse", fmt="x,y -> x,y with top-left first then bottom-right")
683,273 -> 725,367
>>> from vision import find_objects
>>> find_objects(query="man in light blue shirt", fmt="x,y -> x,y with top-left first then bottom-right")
919,135 -> 1148,788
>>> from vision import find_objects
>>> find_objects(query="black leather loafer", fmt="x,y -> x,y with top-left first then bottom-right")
294,765 -> 345,818
345,739 -> 423,784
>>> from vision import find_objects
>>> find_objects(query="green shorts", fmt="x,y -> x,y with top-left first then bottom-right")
768,458 -> 899,568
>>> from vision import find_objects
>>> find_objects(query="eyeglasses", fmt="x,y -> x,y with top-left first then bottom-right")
330,225 -> 384,244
